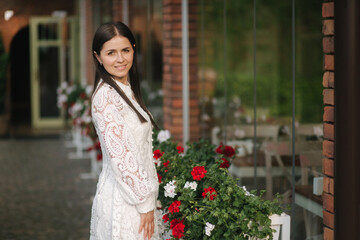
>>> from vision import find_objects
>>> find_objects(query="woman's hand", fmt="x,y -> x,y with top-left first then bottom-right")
138,210 -> 155,240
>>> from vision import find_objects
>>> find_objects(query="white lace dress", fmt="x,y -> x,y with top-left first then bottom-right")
90,80 -> 160,240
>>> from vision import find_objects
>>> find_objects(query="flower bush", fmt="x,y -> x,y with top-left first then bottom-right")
153,130 -> 283,240
57,82 -> 96,138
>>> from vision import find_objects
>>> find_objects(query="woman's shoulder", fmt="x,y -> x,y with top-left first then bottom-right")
93,81 -> 114,100
92,81 -> 124,108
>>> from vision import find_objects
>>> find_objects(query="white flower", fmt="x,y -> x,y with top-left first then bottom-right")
164,180 -> 177,198
66,85 -> 75,94
157,130 -> 171,143
81,115 -> 91,124
156,209 -> 167,235
72,102 -> 83,113
153,158 -> 161,167
184,181 -> 197,191
205,222 -> 215,236
61,81 -> 68,89
85,85 -> 93,97
57,94 -> 67,108
241,186 -> 254,196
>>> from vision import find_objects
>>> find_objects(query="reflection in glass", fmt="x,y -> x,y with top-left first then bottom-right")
39,47 -> 60,118
198,0 -> 323,239
130,0 -> 164,126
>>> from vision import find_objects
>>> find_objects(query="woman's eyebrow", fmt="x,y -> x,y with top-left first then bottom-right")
105,47 -> 130,52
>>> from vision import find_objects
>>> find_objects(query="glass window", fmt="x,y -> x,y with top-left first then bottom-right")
198,1 -> 323,239
130,0 -> 164,126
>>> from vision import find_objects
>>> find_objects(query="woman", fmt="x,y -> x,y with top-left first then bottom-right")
90,22 -> 160,240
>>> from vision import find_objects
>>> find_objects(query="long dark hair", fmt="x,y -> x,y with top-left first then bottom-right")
92,22 -> 159,130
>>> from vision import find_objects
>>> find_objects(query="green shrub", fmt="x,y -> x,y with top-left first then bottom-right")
154,130 -> 283,239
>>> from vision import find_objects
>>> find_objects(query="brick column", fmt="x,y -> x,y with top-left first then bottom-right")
162,0 -> 199,143
112,0 -> 123,22
322,1 -> 334,240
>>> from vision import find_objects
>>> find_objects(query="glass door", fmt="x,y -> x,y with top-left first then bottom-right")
30,16 -> 66,128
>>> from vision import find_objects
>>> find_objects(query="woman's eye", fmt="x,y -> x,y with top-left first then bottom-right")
123,49 -> 130,53
107,51 -> 114,55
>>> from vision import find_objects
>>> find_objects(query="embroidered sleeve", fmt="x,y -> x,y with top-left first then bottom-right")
92,85 -> 156,213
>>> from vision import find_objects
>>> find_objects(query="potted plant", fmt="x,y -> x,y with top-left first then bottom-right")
153,130 -> 286,239
0,32 -> 9,136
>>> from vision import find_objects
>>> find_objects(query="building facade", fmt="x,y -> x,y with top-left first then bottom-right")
1,0 -> 359,239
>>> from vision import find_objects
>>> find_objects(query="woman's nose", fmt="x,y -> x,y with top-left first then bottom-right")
116,52 -> 124,62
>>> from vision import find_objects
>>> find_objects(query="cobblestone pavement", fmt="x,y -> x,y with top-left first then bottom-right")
0,136 -> 97,240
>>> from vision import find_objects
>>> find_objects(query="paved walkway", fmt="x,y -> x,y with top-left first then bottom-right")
0,136 -> 97,240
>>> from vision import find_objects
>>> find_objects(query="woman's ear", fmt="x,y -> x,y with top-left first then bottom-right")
94,51 -> 102,65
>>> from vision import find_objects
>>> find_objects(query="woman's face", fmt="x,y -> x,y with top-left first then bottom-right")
95,35 -> 134,84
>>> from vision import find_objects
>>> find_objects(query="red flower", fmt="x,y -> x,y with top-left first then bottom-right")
202,187 -> 217,200
170,219 -> 184,229
219,158 -> 230,168
216,144 -> 235,157
170,219 -> 185,239
162,214 -> 169,223
95,141 -> 101,149
169,200 -> 181,214
87,141 -> 101,152
191,166 -> 207,181
80,92 -> 86,99
96,153 -> 103,161
215,144 -> 223,154
172,221 -> 185,239
223,146 -> 235,157
176,145 -> 184,154
163,160 -> 170,168
153,149 -> 164,159
86,146 -> 94,152
157,173 -> 162,183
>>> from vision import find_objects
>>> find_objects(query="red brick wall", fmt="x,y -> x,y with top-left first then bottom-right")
162,0 -> 200,142
112,0 -> 123,22
322,1 -> 334,239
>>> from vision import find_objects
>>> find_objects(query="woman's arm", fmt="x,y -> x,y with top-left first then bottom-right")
92,85 -> 156,214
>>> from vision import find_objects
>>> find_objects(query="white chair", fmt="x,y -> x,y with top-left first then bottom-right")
296,151 -> 324,239
212,124 -> 280,145
214,125 -> 280,185
283,123 -> 323,141
263,141 -> 322,199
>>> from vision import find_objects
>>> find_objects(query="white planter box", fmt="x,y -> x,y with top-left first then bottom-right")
269,213 -> 290,240
253,213 -> 290,240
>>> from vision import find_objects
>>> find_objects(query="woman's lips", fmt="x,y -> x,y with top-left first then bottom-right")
115,65 -> 126,70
